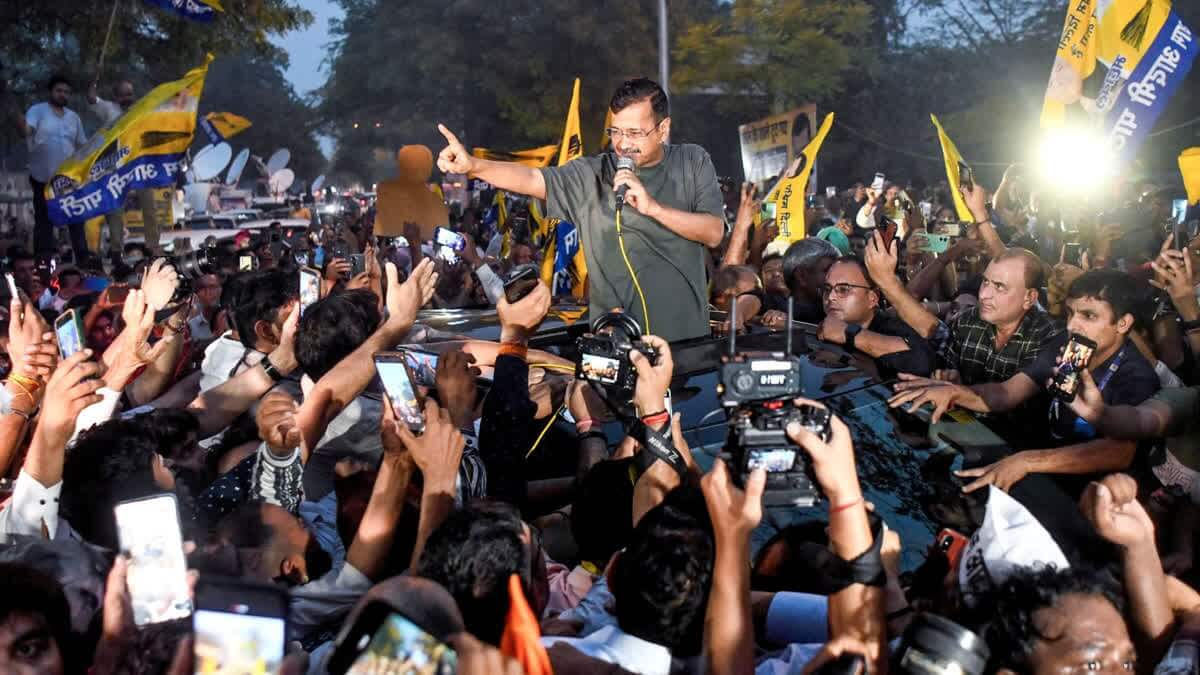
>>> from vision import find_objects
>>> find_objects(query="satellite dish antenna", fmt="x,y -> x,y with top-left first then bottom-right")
269,169 -> 295,194
226,148 -> 250,186
192,143 -> 232,181
266,148 -> 291,175
312,174 -> 326,193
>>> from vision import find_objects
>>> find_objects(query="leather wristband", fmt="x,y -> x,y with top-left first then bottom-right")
497,343 -> 528,360
261,357 -> 286,383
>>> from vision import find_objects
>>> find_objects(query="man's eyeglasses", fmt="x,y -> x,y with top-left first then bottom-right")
819,283 -> 873,298
605,122 -> 662,141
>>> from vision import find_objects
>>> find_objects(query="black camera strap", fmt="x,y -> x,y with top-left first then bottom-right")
585,381 -> 688,479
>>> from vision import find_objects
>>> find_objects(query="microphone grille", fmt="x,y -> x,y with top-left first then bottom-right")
616,155 -> 635,171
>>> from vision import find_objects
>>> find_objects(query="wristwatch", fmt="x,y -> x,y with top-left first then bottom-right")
844,323 -> 862,350
261,356 -> 287,382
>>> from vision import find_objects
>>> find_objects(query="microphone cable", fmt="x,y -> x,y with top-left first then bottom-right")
616,208 -> 651,335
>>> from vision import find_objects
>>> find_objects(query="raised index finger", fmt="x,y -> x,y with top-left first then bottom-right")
437,123 -> 461,146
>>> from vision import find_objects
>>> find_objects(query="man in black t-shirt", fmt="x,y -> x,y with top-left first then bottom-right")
816,257 -> 935,378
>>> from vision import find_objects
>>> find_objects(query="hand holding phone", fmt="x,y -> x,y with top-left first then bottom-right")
376,353 -> 425,434
54,309 -> 84,359
503,265 -> 540,304
299,266 -> 321,315
1049,334 -> 1097,402
114,494 -> 192,625
194,578 -> 287,675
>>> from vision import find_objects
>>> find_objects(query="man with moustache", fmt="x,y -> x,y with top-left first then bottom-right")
436,77 -> 725,342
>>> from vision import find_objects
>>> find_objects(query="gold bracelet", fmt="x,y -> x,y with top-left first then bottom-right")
9,373 -> 40,392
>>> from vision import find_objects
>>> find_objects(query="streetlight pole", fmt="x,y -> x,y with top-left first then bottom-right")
658,0 -> 669,95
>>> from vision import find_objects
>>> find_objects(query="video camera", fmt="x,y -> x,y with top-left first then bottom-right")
717,299 -> 826,507
575,312 -> 659,405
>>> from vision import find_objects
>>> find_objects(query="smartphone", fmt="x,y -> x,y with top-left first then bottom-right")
348,253 -> 366,278
54,309 -> 84,359
299,266 -> 321,315
106,283 -> 131,305
958,163 -> 975,193
294,250 -> 310,267
238,254 -> 255,272
1174,198 -> 1189,225
193,578 -> 287,675
5,273 -> 18,300
806,193 -> 818,209
434,226 -> 466,252
871,173 -> 885,191
1049,334 -> 1097,402
936,528 -> 970,571
915,233 -> 952,255
826,186 -> 837,199
937,221 -> 963,238
402,349 -> 439,388
328,601 -> 458,675
113,494 -> 192,626
761,202 -> 777,221
880,220 -> 899,251
375,352 -> 425,434
1063,241 -> 1084,266
504,265 -> 540,304
919,201 -> 933,220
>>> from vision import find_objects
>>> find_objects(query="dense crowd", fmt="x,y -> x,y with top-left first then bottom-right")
6,75 -> 1200,675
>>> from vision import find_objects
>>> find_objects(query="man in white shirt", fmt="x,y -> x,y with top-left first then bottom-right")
86,79 -> 156,258
16,75 -> 88,257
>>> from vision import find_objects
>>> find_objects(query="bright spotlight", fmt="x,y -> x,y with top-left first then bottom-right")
1034,127 -> 1115,194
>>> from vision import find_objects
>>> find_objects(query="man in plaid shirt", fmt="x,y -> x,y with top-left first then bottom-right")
889,249 -> 1063,419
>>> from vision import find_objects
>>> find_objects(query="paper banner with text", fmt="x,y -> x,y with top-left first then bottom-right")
739,105 -> 819,186
931,114 -> 975,223
47,55 -> 211,225
199,111 -> 251,145
770,112 -> 834,246
143,0 -> 224,22
471,145 -> 558,168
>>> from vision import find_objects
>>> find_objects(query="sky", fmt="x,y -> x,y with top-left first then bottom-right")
274,0 -> 343,155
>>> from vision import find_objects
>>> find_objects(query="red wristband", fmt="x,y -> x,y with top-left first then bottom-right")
575,418 -> 598,433
829,498 -> 863,514
497,343 -> 528,361
641,411 -> 669,428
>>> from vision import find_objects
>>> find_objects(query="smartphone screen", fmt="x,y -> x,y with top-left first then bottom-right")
825,186 -> 837,199
871,173 -> 885,191
1050,334 -> 1097,401
435,227 -> 466,252
958,163 -> 975,192
1063,241 -> 1084,266
880,221 -> 899,250
375,354 -> 425,433
55,310 -> 83,359
113,494 -> 192,625
761,202 -> 777,220
193,580 -> 286,675
402,349 -> 440,388
238,255 -> 254,272
299,267 -> 321,315
346,611 -> 458,675
1173,198 -> 1189,225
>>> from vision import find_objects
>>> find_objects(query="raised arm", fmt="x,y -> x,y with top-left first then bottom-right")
1068,369 -> 1176,440
397,398 -> 464,571
295,259 -> 436,452
962,183 -> 1006,259
864,230 -> 941,338
720,183 -> 757,267
346,397 -> 418,581
436,124 -> 546,200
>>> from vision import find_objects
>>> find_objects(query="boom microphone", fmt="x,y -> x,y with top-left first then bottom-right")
615,155 -> 636,213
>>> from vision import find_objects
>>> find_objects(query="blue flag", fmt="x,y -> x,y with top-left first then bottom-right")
1105,12 -> 1198,165
143,0 -> 223,22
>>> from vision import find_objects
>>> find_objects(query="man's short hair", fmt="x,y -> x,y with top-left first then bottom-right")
762,252 -> 783,266
0,563 -> 74,670
1066,269 -> 1148,325
295,289 -> 381,380
610,77 -> 669,122
231,268 -> 297,349
415,501 -> 530,646
987,566 -> 1123,672
991,248 -> 1045,290
47,74 -> 71,91
612,499 -> 713,654
830,255 -> 874,287
781,237 -> 839,283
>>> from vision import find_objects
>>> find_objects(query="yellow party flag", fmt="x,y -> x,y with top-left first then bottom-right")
1040,0 -> 1099,127
770,113 -> 834,246
1180,148 -> 1200,205
203,112 -> 252,140
557,78 -> 583,166
471,145 -> 558,168
599,107 -> 614,150
931,114 -> 974,222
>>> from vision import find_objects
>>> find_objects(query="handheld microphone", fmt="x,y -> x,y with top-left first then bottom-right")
614,155 -> 636,213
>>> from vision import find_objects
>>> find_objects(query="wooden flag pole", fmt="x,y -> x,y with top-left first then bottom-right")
95,0 -> 122,78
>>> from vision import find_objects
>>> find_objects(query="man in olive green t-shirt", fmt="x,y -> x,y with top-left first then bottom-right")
435,77 -> 725,342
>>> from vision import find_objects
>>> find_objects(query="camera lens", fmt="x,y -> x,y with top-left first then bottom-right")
893,614 -> 989,675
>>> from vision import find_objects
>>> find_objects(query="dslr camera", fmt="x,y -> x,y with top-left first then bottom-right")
575,312 -> 659,405
717,300 -> 827,507
168,246 -> 219,304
